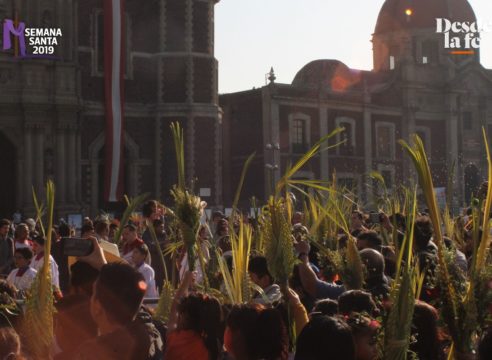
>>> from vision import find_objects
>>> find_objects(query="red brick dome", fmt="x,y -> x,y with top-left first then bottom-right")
374,0 -> 477,34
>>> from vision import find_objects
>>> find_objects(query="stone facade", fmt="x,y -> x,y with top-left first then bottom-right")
0,0 -> 221,219
220,0 -> 492,210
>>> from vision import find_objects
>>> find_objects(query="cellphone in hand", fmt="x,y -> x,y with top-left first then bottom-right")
62,237 -> 94,257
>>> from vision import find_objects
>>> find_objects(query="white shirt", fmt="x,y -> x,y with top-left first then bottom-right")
14,241 -> 31,250
7,267 -> 37,291
179,241 -> 210,283
30,253 -> 60,289
136,262 -> 158,298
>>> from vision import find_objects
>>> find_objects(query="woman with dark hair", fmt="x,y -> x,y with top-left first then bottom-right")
295,315 -> 355,360
346,314 -> 380,360
410,300 -> 446,360
224,304 -> 288,360
165,271 -> 223,360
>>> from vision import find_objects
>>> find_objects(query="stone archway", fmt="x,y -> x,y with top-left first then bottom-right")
87,132 -> 141,216
0,132 -> 17,219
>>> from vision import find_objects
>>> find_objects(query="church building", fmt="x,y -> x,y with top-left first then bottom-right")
0,0 -> 221,219
220,0 -> 492,209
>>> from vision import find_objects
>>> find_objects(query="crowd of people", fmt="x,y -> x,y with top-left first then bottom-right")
0,198 -> 491,359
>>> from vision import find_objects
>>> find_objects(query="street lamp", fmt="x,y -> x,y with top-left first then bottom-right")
265,143 -> 280,195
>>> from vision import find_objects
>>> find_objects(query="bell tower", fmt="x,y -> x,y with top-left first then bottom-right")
159,0 -> 221,205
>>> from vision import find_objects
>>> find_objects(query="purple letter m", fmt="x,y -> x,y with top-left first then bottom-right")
3,19 -> 26,56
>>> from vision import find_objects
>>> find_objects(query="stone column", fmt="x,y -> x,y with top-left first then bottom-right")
23,127 -> 33,207
34,127 -> 45,195
262,86 -> 272,197
56,128 -> 66,204
271,100 -> 281,185
320,105 -> 329,181
363,104 -> 372,204
67,129 -> 77,203
154,117 -> 162,199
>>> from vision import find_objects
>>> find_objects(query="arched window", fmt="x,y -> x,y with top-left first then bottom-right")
288,113 -> 311,154
422,39 -> 439,64
335,117 -> 356,156
375,122 -> 395,159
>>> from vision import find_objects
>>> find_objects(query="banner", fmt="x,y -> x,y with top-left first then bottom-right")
103,0 -> 125,202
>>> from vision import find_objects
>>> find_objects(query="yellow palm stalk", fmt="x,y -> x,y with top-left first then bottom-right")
400,135 -> 462,351
216,220 -> 255,303
24,181 -> 56,358
384,188 -> 418,358
473,128 -> 492,272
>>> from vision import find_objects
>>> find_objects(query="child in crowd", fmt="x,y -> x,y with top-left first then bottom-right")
30,235 -> 60,289
6,247 -> 37,292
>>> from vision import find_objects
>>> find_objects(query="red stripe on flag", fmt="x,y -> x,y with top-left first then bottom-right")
103,0 -> 125,202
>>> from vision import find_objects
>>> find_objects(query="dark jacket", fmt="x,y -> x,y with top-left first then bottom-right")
73,308 -> 163,360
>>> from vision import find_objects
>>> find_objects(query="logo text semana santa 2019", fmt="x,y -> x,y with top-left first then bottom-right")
2,18 -> 62,59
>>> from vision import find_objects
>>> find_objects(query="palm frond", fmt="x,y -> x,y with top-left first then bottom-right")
275,127 -> 344,195
170,122 -> 186,190
399,134 -> 461,349
232,152 -> 256,213
113,193 -> 149,246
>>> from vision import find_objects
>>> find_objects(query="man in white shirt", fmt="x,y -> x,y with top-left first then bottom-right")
132,244 -> 158,298
30,235 -> 60,290
7,247 -> 37,291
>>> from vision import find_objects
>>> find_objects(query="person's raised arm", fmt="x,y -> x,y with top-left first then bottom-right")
296,241 -> 318,298
167,270 -> 196,331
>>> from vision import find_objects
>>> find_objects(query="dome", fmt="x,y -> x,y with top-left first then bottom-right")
374,0 -> 477,34
292,60 -> 361,92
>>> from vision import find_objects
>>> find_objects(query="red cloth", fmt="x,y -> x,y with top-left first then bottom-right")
165,330 -> 209,360
122,238 -> 144,255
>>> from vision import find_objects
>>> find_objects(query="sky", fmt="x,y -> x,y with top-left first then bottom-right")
215,0 -> 492,94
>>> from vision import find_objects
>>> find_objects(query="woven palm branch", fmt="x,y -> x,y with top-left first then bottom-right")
261,197 -> 297,288
169,122 -> 203,273
24,181 -> 56,358
153,280 -> 175,323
